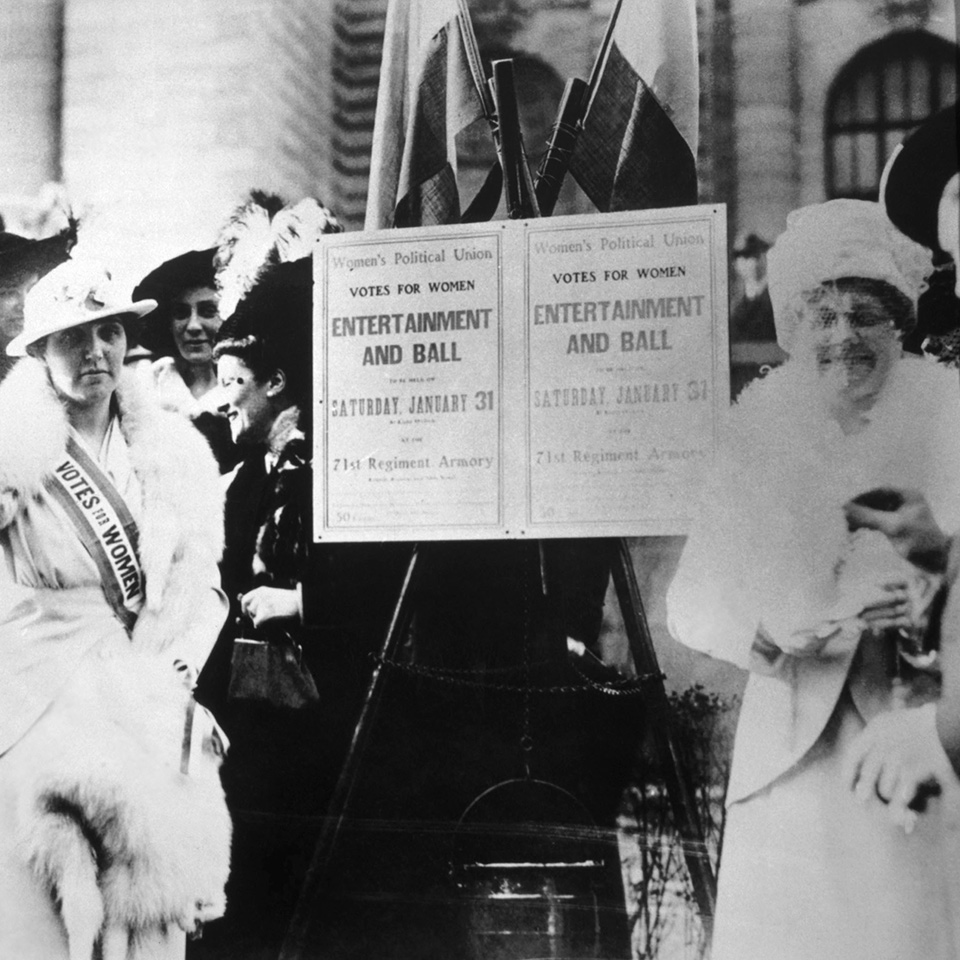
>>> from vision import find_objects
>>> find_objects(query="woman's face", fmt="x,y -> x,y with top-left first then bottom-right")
798,286 -> 902,406
0,271 -> 39,341
42,318 -> 127,408
938,173 -> 959,297
171,285 -> 221,366
216,353 -> 275,445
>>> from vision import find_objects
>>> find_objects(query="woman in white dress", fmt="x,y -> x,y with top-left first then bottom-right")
0,260 -> 230,960
667,199 -> 960,960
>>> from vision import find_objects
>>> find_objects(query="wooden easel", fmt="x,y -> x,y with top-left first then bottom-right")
278,56 -> 717,960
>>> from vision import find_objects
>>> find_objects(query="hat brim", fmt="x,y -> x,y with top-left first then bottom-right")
882,103 -> 959,252
6,299 -> 158,357
132,248 -> 218,356
0,222 -> 78,286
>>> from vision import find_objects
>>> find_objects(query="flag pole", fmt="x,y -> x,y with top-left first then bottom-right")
581,0 -> 625,122
533,0 -> 625,214
455,0 -> 508,222
533,77 -> 588,216
455,0 -> 495,122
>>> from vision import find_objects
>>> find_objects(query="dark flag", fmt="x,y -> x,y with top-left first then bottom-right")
570,0 -> 699,212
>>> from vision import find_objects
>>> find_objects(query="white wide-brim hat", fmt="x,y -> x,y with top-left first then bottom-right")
7,258 -> 157,357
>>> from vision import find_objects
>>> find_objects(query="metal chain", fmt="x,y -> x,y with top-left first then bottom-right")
567,656 -> 665,696
371,652 -> 660,696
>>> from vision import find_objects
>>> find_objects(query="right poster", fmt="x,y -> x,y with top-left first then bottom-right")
522,205 -> 727,537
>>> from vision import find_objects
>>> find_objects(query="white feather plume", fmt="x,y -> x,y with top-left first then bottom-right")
215,192 -> 342,319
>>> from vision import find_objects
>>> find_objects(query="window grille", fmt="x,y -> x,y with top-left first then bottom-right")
825,31 -> 957,200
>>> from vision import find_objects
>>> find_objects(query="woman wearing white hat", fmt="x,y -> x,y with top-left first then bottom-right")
667,199 -> 960,960
0,259 -> 231,959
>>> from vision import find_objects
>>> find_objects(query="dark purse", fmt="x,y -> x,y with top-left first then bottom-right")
227,617 -> 320,710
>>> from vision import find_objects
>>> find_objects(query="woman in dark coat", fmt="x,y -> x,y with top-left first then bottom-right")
192,258 -> 405,959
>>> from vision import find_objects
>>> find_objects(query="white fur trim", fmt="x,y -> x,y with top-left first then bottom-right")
0,358 -> 224,655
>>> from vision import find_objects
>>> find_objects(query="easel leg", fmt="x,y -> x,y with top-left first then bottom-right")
277,544 -> 423,960
609,537 -> 717,941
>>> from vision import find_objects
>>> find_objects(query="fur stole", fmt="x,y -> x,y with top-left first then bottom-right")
0,358 -> 224,655
670,354 -> 960,668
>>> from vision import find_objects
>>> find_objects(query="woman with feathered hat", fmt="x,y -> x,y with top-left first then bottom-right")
0,217 -> 77,383
668,199 -> 960,960
189,195 -> 406,957
0,259 -> 231,959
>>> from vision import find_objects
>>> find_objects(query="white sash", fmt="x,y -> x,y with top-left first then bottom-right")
44,434 -> 145,633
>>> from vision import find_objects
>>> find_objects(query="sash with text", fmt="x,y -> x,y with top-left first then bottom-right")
44,433 -> 145,633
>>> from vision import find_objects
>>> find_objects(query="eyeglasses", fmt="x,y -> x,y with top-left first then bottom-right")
810,304 -> 892,331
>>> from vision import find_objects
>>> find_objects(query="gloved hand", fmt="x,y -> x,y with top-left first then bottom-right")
843,488 -> 950,574
845,703 -> 953,833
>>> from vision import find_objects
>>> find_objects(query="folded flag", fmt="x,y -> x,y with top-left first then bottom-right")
570,0 -> 699,212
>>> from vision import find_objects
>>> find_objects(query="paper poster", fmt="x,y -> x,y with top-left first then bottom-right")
315,227 -> 506,537
314,206 -> 727,540
523,207 -> 726,535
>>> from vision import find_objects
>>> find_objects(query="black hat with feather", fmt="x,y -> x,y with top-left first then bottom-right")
0,217 -> 78,289
214,257 -> 314,405
211,190 -> 342,404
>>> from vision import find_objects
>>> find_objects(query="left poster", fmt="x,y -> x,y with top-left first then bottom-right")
314,227 -> 509,539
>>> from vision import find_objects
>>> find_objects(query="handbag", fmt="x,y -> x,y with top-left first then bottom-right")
227,618 -> 320,710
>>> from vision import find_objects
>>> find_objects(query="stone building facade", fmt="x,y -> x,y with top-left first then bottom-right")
0,0 -> 954,262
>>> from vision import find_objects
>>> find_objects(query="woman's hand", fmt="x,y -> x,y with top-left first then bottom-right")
855,579 -> 912,633
239,586 -> 301,627
757,579 -> 909,661
843,489 -> 950,574
845,704 -> 952,833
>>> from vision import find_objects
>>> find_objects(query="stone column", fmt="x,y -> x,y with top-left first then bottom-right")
729,0 -> 799,242
0,0 -> 65,197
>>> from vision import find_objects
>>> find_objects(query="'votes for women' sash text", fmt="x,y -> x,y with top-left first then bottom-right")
44,434 -> 145,634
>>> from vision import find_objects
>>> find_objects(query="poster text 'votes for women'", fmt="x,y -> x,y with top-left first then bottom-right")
313,205 -> 728,541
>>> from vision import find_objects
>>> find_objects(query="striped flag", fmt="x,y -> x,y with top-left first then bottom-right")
570,0 -> 699,212
365,0 -> 487,230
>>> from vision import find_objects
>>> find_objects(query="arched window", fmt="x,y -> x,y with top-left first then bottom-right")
825,31 -> 957,200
